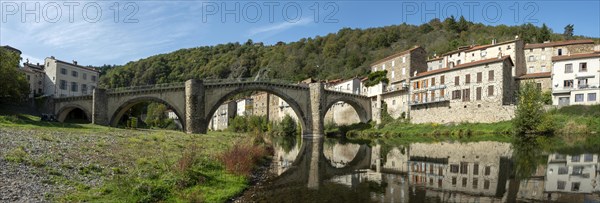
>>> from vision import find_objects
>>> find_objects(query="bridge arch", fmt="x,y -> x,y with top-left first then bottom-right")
56,104 -> 92,123
203,85 -> 309,133
323,96 -> 371,124
109,96 -> 185,130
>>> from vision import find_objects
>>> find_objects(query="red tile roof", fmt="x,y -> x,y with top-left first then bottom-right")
525,39 -> 594,49
551,52 -> 600,62
465,39 -> 520,52
412,56 -> 513,79
516,72 -> 551,79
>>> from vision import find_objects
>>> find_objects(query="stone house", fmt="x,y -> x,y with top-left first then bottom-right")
236,98 -> 253,116
409,56 -> 516,124
551,52 -> 600,106
545,153 -> 600,193
521,39 -> 596,92
20,62 -> 46,98
208,101 -> 236,131
44,56 -> 99,98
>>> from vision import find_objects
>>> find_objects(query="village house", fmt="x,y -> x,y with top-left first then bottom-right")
43,56 -> 100,98
208,101 -> 236,131
367,46 -> 427,121
409,56 -> 517,123
551,52 -> 600,106
519,39 -> 596,91
236,98 -> 253,116
20,62 -> 46,98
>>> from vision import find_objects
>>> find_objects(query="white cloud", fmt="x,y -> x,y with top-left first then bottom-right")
248,18 -> 313,37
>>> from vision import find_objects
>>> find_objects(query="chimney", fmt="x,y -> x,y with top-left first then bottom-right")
543,40 -> 550,43
73,60 -> 77,65
36,63 -> 39,66
492,39 -> 497,45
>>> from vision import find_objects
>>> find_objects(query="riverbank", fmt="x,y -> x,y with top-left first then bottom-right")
326,105 -> 599,142
0,114 -> 266,202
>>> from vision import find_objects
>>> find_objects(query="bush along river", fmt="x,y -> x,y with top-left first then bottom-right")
234,134 -> 600,203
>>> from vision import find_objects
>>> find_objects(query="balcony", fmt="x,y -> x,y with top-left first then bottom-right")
410,97 -> 449,106
553,83 -> 600,93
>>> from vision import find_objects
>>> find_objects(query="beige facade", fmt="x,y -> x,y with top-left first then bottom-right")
409,56 -> 516,124
44,57 -> 99,98
208,101 -> 236,131
381,90 -> 409,119
324,78 -> 362,125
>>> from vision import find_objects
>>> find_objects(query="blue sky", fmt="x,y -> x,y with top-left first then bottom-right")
1,1 -> 599,66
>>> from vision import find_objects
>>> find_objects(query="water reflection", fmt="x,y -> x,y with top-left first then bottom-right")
252,136 -> 600,202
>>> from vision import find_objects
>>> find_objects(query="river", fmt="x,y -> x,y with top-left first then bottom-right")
238,135 -> 600,202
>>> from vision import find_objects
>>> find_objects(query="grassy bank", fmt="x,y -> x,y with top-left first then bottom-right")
0,114 -> 264,202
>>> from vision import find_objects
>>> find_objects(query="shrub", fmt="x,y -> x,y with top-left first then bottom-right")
219,143 -> 267,177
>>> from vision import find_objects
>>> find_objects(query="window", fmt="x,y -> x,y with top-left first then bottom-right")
507,45 -> 511,50
572,155 -> 580,162
488,86 -> 494,96
476,87 -> 482,100
588,93 -> 596,101
402,67 -> 406,75
60,68 -> 67,75
536,83 -> 542,90
529,49 -> 533,52
431,78 -> 435,86
558,49 -> 562,56
392,100 -> 396,105
477,72 -> 482,83
91,75 -> 97,82
565,64 -> 573,73
572,166 -> 583,175
498,47 -> 501,51
26,75 -> 30,81
557,181 -> 566,190
473,163 -> 479,175
452,90 -> 462,100
71,82 -> 78,92
488,70 -> 494,81
81,84 -> 87,94
455,76 -> 460,86
402,57 -> 406,63
438,179 -> 442,188
484,166 -> 491,176
72,70 -> 78,77
460,162 -> 468,174
558,166 -> 568,174
450,164 -> 459,173
60,80 -> 67,90
542,65 -> 547,72
465,74 -> 470,84
457,60 -> 461,65
462,177 -> 467,187
484,180 -> 490,189
440,75 -> 445,84
528,66 -> 534,73
392,61 -> 395,67
571,182 -> 580,191
452,177 -> 457,186
480,51 -> 487,57
462,89 -> 470,102
579,79 -> 588,88
541,55 -> 546,60
575,94 -> 584,102
579,62 -> 587,72
83,73 -> 87,80
473,178 -> 478,189
383,64 -> 386,70
584,154 -> 593,162
528,56 -> 535,62
564,80 -> 574,88
439,167 -> 443,176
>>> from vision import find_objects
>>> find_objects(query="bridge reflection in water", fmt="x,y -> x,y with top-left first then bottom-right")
245,135 -> 600,203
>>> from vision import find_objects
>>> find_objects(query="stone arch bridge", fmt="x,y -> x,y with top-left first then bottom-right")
53,79 -> 372,136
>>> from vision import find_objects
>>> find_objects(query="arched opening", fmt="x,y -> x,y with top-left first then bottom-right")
110,97 -> 185,131
204,88 -> 307,136
57,106 -> 91,123
322,98 -> 370,137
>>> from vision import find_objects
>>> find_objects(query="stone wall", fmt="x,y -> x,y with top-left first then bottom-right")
381,91 -> 408,119
323,102 -> 360,125
410,102 -> 515,124
517,77 -> 552,92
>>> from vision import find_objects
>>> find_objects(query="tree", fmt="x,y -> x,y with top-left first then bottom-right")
144,103 -> 168,128
443,16 -> 458,32
0,47 -> 29,102
563,24 -> 574,39
538,24 -> 551,43
513,82 -> 555,135
457,16 -> 470,33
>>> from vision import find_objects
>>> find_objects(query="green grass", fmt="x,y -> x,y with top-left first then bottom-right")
0,114 -> 252,203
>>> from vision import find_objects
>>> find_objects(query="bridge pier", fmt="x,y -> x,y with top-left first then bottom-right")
185,79 -> 207,134
92,88 -> 109,125
308,83 -> 325,137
